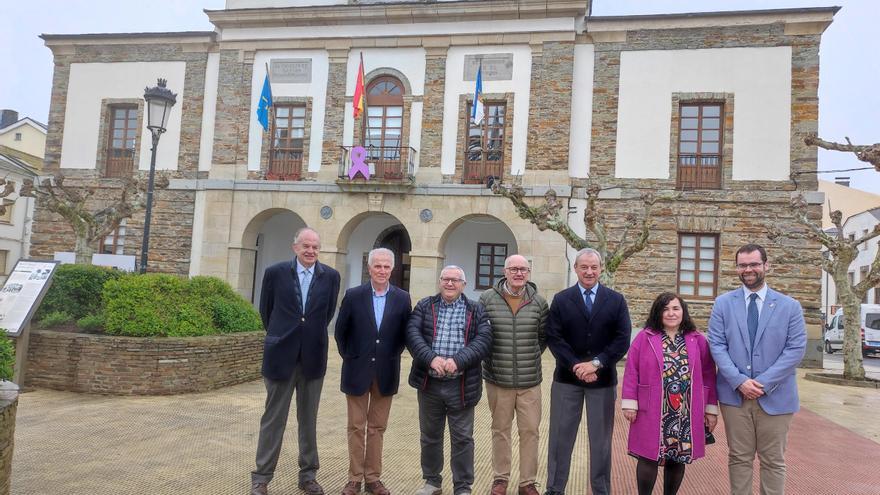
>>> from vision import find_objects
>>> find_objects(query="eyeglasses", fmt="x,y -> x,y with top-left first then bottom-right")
735,262 -> 764,270
505,267 -> 531,274
440,278 -> 464,284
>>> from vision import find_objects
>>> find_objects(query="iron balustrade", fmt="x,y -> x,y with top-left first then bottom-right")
339,145 -> 416,181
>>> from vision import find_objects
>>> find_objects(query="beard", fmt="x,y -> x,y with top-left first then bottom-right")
739,271 -> 765,290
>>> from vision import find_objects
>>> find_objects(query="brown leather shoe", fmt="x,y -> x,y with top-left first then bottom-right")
490,479 -> 508,495
342,482 -> 362,495
365,481 -> 390,495
517,484 -> 539,495
251,482 -> 269,495
300,480 -> 325,495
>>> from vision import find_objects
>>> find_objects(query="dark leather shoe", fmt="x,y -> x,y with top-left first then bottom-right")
542,491 -> 563,495
366,481 -> 390,495
251,482 -> 268,495
490,480 -> 508,495
300,480 -> 325,495
518,485 -> 539,495
342,482 -> 362,495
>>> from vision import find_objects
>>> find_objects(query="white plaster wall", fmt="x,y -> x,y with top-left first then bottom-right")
248,51 -> 329,172
616,46 -> 792,180
0,123 -> 46,159
220,18 -> 574,42
441,46 -> 532,176
253,211 -> 305,304
198,52 -> 220,172
61,62 -> 186,170
188,190 -> 207,277
0,188 -> 34,283
342,48 -> 427,169
443,215 -> 517,300
343,214 -> 400,289
568,44 -> 594,178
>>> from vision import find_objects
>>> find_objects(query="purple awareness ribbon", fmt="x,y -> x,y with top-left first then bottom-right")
348,146 -> 370,180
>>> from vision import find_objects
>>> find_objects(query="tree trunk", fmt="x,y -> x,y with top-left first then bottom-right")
74,235 -> 94,265
838,290 -> 866,380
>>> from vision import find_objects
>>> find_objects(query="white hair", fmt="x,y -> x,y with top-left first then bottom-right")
440,265 -> 466,283
293,227 -> 319,245
368,247 -> 395,268
574,247 -> 602,266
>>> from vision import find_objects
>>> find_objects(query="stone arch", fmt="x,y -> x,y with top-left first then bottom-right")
237,208 -> 307,304
438,214 -> 518,300
364,67 -> 413,96
335,211 -> 411,290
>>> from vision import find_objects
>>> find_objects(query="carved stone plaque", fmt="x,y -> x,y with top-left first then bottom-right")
270,59 -> 312,84
463,54 -> 513,81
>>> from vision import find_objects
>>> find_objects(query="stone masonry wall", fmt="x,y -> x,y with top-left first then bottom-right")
526,41 -> 575,170
31,42 -> 208,275
25,330 -> 263,395
418,49 -> 447,169
0,382 -> 17,495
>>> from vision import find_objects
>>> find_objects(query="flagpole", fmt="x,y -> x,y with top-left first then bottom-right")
265,62 -> 273,127
360,52 -> 367,148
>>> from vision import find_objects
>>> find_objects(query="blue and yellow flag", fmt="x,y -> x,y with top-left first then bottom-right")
256,72 -> 273,131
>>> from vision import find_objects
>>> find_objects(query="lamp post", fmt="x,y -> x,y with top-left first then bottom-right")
140,78 -> 177,274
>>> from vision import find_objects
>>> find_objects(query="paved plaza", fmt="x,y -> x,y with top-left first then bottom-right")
11,349 -> 880,494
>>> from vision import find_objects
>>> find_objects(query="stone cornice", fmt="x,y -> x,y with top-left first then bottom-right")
40,32 -> 217,54
206,0 -> 587,29
586,7 -> 839,36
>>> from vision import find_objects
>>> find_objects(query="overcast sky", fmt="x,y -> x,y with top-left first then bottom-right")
1,0 -> 877,192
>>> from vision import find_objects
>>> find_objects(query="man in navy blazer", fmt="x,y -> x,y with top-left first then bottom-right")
252,228 -> 341,495
545,248 -> 631,495
335,248 -> 412,495
709,243 -> 805,495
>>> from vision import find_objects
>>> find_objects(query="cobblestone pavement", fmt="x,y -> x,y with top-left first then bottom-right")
11,351 -> 880,494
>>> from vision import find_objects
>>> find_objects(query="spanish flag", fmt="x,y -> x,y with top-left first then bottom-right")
353,53 -> 366,119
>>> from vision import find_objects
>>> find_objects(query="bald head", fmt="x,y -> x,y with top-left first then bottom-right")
504,254 -> 531,291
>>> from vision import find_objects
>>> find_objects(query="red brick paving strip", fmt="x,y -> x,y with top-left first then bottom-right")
608,401 -> 880,494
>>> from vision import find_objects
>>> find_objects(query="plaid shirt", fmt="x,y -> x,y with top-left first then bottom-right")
431,296 -> 467,377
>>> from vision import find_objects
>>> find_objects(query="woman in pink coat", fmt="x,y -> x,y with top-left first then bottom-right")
621,292 -> 719,495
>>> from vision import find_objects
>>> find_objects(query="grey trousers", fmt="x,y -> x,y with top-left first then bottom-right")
252,366 -> 324,485
418,378 -> 476,495
546,381 -> 616,495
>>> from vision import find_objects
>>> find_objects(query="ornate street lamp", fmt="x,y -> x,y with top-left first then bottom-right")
140,78 -> 177,274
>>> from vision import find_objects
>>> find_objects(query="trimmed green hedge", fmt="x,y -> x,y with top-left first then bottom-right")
0,336 -> 13,381
103,273 -> 262,337
35,264 -> 123,321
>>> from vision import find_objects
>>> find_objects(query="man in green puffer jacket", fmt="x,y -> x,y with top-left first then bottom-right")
479,254 -> 549,495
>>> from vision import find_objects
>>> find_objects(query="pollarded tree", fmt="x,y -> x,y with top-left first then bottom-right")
492,181 -> 670,288
7,173 -> 169,265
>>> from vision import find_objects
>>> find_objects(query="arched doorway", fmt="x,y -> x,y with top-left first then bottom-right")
364,75 -> 405,178
339,212 -> 411,291
244,209 -> 306,305
373,224 -> 412,292
440,214 -> 518,300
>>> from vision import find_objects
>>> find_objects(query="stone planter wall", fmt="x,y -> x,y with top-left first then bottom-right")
0,381 -> 18,495
25,330 -> 264,395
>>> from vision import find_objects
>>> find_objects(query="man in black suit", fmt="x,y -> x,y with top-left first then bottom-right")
335,248 -> 412,495
544,248 -> 631,495
251,227 -> 341,495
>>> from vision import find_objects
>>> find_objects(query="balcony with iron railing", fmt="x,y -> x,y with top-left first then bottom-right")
337,145 -> 416,191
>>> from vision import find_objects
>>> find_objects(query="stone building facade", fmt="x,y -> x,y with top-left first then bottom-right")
32,0 -> 836,366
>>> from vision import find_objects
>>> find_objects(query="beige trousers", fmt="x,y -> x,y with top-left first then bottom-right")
721,401 -> 794,495
485,382 -> 542,486
346,380 -> 394,483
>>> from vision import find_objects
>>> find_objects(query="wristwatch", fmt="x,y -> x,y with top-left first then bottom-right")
591,358 -> 602,369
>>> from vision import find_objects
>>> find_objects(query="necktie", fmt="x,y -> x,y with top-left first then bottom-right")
584,289 -> 593,315
301,269 -> 312,312
747,293 -> 759,353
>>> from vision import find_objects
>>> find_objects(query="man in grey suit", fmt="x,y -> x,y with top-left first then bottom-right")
708,243 -> 806,495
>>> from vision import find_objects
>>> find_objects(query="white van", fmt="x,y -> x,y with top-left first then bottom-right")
825,305 -> 880,356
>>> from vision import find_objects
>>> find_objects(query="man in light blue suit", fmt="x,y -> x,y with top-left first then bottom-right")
709,243 -> 805,495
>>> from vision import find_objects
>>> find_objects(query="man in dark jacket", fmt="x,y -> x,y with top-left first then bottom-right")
335,248 -> 412,495
251,228 -> 341,495
479,254 -> 548,495
407,265 -> 492,495
545,248 -> 631,495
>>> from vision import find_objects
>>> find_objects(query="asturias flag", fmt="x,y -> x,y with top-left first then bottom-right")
256,72 -> 273,132
471,64 -> 485,125
353,54 -> 366,119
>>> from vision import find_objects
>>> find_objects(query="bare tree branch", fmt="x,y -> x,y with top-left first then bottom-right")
805,134 -> 880,171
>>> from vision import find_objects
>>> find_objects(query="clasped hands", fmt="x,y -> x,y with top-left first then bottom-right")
572,361 -> 599,383
737,378 -> 765,400
430,356 -> 459,376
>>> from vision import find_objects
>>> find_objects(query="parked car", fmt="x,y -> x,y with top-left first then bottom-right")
825,305 -> 880,356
